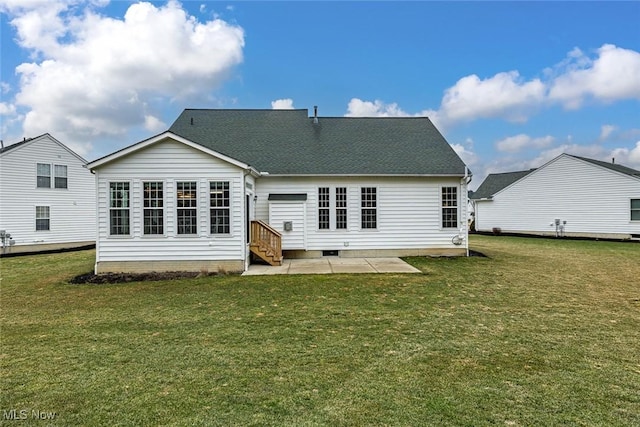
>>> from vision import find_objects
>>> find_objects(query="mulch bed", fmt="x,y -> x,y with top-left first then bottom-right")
468,249 -> 488,257
69,271 -> 216,284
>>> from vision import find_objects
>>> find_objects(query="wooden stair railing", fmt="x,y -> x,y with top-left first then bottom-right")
250,220 -> 283,266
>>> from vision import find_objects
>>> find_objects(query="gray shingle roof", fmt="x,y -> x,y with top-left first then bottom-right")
569,155 -> 640,178
168,109 -> 468,176
470,169 -> 535,199
0,139 -> 30,155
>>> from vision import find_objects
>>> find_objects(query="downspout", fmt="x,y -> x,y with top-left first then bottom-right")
242,167 -> 264,271
87,167 -> 99,274
242,168 -> 252,272
462,166 -> 472,257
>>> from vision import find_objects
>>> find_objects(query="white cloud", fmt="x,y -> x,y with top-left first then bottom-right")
609,141 -> 640,170
347,44 -> 640,129
5,1 -> 68,54
599,124 -> 617,141
345,98 -> 413,117
548,44 -> 640,109
495,134 -> 555,153
144,114 -> 166,133
437,71 -> 545,125
345,98 -> 449,133
3,0 -> 244,154
343,71 -> 547,129
628,142 -> 640,166
0,102 -> 16,116
450,143 -> 478,168
271,98 -> 294,109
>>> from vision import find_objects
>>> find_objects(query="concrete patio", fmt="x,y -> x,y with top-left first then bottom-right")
242,257 -> 422,275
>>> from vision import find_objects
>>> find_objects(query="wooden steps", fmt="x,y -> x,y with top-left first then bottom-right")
250,220 -> 283,266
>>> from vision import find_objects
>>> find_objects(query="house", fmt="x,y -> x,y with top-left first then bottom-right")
0,133 -> 96,255
471,153 -> 640,239
86,109 -> 472,274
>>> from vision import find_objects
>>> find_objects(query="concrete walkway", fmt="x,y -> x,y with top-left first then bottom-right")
242,257 -> 421,275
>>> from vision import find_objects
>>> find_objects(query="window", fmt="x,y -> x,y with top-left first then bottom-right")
37,163 -> 51,188
441,186 -> 458,228
336,187 -> 347,229
36,206 -> 50,231
177,181 -> 197,235
143,182 -> 163,235
54,165 -> 67,189
210,181 -> 230,234
361,187 -> 377,229
109,182 -> 130,235
632,199 -> 640,221
318,187 -> 330,229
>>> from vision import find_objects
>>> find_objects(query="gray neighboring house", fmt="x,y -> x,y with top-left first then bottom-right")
0,133 -> 96,255
87,109 -> 472,274
471,153 -> 640,239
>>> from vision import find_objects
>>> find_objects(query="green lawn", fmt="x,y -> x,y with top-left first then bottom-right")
1,236 -> 639,426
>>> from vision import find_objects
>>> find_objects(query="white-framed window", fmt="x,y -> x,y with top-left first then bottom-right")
37,163 -> 51,188
143,182 -> 164,235
210,181 -> 230,234
109,182 -> 130,235
177,181 -> 198,235
35,206 -> 50,231
361,187 -> 377,229
336,187 -> 347,229
54,165 -> 67,189
318,187 -> 330,230
631,199 -> 640,221
441,186 -> 458,228
37,163 -> 67,188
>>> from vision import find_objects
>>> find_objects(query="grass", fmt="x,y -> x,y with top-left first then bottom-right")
1,235 -> 639,426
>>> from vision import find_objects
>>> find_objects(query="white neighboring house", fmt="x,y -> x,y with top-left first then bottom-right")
87,109 -> 472,274
471,153 -> 640,239
0,134 -> 96,255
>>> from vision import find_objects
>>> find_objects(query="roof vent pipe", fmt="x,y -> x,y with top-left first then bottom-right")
313,106 -> 318,124
612,157 -> 615,164
190,117 -> 194,125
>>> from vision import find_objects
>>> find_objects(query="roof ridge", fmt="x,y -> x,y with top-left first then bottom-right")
184,108 -> 308,112
166,108 -> 467,175
488,169 -> 535,176
0,133 -> 52,154
567,153 -> 640,176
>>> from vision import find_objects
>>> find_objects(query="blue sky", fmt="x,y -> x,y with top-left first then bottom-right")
1,1 -> 639,188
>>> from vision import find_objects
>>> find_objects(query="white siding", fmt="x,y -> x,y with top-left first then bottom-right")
269,201 -> 307,249
94,139 -> 246,263
255,176 -> 468,251
0,135 -> 95,247
475,155 -> 640,238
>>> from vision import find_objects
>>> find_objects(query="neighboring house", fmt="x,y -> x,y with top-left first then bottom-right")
0,133 -> 96,255
87,109 -> 472,274
471,153 -> 640,239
